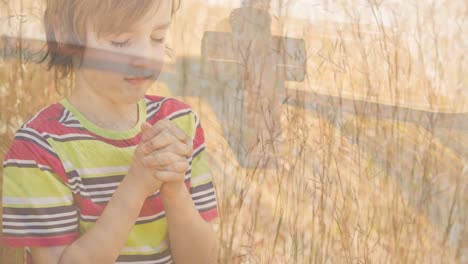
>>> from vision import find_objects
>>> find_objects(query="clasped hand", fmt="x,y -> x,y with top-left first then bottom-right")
129,119 -> 193,197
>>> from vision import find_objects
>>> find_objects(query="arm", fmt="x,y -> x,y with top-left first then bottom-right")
30,122 -> 165,264
158,111 -> 220,264
31,176 -> 149,264
160,182 -> 219,264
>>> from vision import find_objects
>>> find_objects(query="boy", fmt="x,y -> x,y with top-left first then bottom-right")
1,0 -> 219,263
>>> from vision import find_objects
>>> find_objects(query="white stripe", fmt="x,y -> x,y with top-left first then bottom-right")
192,194 -> 215,203
147,98 -> 171,117
47,133 -> 94,140
191,173 -> 212,186
3,211 -> 77,220
63,124 -> 83,128
67,177 -> 81,184
121,242 -> 167,254
91,197 -> 111,203
16,132 -> 54,153
58,110 -> 68,123
75,166 -> 129,176
4,224 -> 78,234
63,161 -> 73,171
3,160 -> 52,171
136,211 -> 165,222
166,108 -> 192,120
3,195 -> 73,206
116,255 -> 171,264
85,182 -> 121,189
81,210 -> 165,222
3,217 -> 77,227
193,143 -> 205,155
195,200 -> 217,210
4,159 -> 35,165
65,116 -> 79,122
66,182 -> 86,192
38,164 -> 52,171
191,188 -> 215,198
80,215 -> 98,221
88,189 -> 115,196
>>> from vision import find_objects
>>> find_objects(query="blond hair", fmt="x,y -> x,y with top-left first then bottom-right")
42,0 -> 180,78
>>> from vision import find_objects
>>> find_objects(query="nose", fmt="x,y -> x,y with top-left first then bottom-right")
128,42 -> 163,75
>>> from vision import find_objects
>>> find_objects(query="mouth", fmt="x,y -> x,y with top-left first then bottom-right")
124,75 -> 153,86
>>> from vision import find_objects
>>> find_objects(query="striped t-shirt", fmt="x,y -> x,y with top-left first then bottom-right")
1,94 -> 219,263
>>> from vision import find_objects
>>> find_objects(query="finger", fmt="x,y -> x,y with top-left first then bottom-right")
141,122 -> 168,142
141,122 -> 152,132
154,119 -> 190,143
159,140 -> 193,158
153,170 -> 186,182
160,161 -> 190,174
166,125 -> 190,144
142,152 -> 187,168
141,129 -> 174,155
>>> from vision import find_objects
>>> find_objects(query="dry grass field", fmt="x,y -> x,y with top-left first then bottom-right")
1,0 -> 466,263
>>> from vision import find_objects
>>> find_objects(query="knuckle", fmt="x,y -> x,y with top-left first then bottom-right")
161,153 -> 174,165
142,157 -> 153,168
173,162 -> 188,172
143,142 -> 153,154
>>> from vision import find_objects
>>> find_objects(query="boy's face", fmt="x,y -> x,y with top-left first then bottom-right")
74,0 -> 172,104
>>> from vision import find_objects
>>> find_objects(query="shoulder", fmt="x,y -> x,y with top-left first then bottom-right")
144,95 -> 202,139
4,103 -> 68,177
144,94 -> 196,122
19,101 -> 68,135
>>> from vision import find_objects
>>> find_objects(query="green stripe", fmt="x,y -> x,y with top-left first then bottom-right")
59,98 -> 147,140
3,167 -> 71,198
50,140 -> 135,178
171,111 -> 196,139
79,217 -> 168,250
191,149 -> 211,186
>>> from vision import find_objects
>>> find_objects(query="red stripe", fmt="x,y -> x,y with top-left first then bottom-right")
200,208 -> 219,222
193,125 -> 205,150
5,140 -> 68,183
78,182 -> 191,217
1,233 -> 78,247
150,100 -> 192,124
18,95 -> 194,148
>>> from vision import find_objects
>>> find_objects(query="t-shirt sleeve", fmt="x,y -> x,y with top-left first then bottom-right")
187,112 -> 219,222
1,127 -> 79,247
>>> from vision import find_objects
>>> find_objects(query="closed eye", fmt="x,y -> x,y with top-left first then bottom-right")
110,39 -> 131,48
151,36 -> 165,43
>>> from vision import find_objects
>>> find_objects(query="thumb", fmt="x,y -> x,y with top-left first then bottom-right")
141,122 -> 152,131
140,122 -> 152,140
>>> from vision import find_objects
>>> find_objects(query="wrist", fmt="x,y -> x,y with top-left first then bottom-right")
160,181 -> 188,200
121,173 -> 153,201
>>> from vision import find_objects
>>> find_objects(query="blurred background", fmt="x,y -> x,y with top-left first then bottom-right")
1,0 -> 467,263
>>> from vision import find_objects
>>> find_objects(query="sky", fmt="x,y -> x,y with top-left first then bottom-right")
205,0 -> 403,26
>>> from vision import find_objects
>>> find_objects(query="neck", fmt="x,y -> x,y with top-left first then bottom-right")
67,83 -> 140,132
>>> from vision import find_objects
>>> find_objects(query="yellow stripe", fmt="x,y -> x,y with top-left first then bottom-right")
49,140 -> 135,178
79,217 -> 168,250
3,167 -> 72,199
171,112 -> 196,139
191,149 -> 212,187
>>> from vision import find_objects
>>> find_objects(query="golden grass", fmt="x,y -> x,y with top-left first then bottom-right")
1,0 -> 467,263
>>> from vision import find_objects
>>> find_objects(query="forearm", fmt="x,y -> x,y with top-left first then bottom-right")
160,182 -> 219,264
58,175 -> 148,264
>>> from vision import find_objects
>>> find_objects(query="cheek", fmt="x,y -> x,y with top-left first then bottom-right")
80,67 -> 124,89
